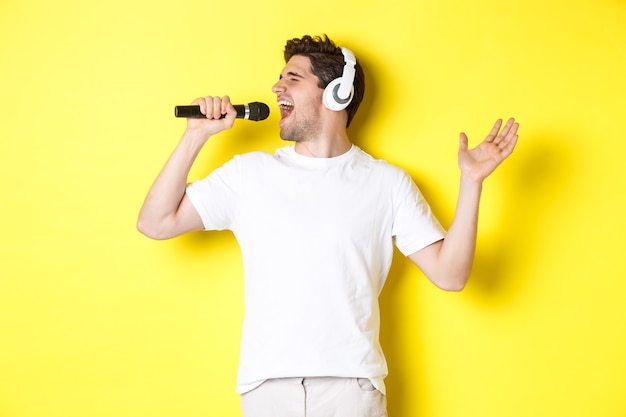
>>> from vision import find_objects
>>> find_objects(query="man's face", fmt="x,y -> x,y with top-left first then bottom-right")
272,55 -> 325,142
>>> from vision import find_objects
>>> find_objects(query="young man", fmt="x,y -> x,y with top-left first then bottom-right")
137,35 -> 519,417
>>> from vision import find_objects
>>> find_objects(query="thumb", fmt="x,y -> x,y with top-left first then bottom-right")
459,132 -> 469,153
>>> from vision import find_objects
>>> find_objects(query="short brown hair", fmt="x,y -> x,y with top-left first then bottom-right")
284,35 -> 365,127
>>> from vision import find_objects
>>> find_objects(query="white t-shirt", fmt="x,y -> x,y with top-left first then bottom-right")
186,145 -> 445,394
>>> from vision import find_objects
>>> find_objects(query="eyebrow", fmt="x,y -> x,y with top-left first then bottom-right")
280,71 -> 305,79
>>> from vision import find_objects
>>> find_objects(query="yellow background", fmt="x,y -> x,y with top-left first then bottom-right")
1,0 -> 625,416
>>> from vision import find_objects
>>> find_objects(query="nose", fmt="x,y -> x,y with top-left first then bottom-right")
272,79 -> 286,94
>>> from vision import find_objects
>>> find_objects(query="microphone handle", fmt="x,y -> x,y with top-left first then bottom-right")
175,104 -> 246,119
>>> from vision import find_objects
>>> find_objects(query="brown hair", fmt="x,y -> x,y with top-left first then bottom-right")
284,35 -> 365,127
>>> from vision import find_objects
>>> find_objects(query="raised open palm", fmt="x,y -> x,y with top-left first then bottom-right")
458,118 -> 519,182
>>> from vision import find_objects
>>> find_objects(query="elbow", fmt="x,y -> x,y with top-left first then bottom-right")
136,218 -> 171,240
432,273 -> 469,292
438,281 -> 467,292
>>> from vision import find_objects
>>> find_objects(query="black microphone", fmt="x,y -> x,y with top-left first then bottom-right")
174,101 -> 270,121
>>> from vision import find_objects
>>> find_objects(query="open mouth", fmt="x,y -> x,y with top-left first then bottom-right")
278,100 -> 294,121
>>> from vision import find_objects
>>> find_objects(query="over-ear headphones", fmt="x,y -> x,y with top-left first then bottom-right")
322,47 -> 357,112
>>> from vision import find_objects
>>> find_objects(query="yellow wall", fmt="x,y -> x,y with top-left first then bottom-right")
1,0 -> 625,416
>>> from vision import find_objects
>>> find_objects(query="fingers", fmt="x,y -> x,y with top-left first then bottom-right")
499,126 -> 519,157
485,118 -> 516,141
493,118 -> 519,158
191,95 -> 233,119
485,119 -> 503,143
493,117 -> 516,141
468,118 -> 519,146
488,118 -> 517,148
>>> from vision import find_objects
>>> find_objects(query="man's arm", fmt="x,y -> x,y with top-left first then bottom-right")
408,118 -> 519,291
136,96 -> 236,240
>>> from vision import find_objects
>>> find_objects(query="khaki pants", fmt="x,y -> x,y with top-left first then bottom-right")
240,377 -> 388,417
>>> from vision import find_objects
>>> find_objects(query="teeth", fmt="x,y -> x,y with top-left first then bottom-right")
278,100 -> 294,108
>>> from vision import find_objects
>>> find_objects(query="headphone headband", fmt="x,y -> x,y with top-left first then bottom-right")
336,48 -> 356,100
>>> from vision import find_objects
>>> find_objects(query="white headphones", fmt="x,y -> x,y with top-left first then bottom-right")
322,47 -> 357,112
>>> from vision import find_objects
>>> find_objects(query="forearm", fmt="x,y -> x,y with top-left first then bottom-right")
136,130 -> 208,238
412,174 -> 483,291
436,174 -> 483,289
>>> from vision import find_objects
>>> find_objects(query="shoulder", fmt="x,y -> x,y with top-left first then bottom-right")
234,146 -> 294,163
223,148 -> 293,177
225,150 -> 280,170
234,150 -> 275,162
352,146 -> 410,179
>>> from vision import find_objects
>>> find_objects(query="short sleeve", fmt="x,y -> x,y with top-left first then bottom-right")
391,171 -> 446,256
185,157 -> 240,231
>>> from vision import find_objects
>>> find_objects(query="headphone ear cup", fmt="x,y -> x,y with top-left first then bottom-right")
323,77 -> 354,111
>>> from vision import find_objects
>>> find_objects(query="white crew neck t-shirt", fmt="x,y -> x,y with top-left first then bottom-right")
186,145 -> 445,394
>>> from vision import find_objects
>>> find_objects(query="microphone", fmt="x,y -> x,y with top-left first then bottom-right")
174,101 -> 270,121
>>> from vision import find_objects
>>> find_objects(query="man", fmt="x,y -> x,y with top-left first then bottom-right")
137,34 -> 518,417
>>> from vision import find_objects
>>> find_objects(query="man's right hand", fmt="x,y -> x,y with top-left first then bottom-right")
185,95 -> 237,139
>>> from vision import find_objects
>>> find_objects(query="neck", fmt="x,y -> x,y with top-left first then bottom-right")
293,112 -> 352,158
294,134 -> 352,158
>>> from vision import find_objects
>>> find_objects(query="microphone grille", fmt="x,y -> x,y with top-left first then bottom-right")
248,102 -> 270,121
